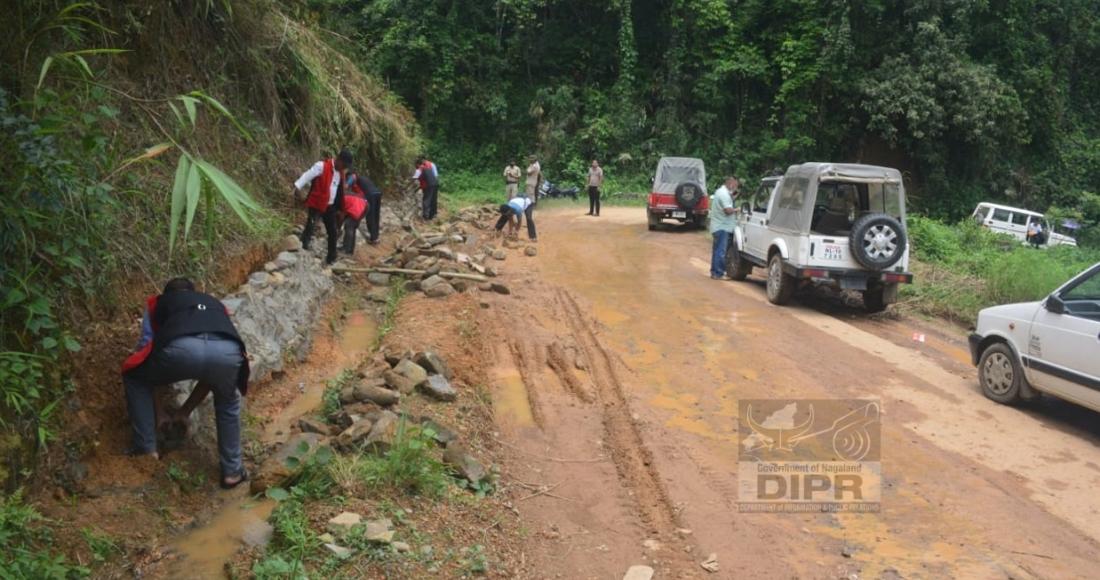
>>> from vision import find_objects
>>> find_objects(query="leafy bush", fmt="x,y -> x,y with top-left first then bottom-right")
0,490 -> 88,578
903,216 -> 1100,321
351,420 -> 449,497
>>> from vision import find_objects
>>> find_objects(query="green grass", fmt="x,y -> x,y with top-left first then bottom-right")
0,490 -> 88,578
902,216 -> 1100,322
321,369 -> 356,420
375,277 -> 409,348
342,420 -> 450,497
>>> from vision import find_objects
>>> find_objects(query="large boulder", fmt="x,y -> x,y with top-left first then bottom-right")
418,375 -> 457,402
383,369 -> 418,394
353,384 -> 400,407
364,411 -> 400,453
393,359 -> 429,386
414,351 -> 452,379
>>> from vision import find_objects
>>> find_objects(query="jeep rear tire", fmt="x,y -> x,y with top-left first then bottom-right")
674,182 -> 705,210
862,286 -> 887,313
726,245 -> 752,281
766,254 -> 795,305
850,213 -> 906,270
647,212 -> 660,231
978,342 -> 1024,405
692,214 -> 708,230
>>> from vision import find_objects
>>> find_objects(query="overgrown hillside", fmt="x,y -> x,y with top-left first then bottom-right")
0,0 -> 418,491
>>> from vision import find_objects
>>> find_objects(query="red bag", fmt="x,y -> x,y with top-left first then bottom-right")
343,194 -> 368,221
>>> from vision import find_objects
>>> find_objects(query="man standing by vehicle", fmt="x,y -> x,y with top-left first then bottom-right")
709,177 -> 739,280
1027,220 -> 1045,248
121,277 -> 250,489
586,159 -> 604,216
503,160 -> 521,199
412,157 -> 439,221
293,150 -> 351,265
525,155 -> 541,198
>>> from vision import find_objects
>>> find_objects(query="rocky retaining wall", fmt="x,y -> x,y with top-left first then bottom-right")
171,236 -> 334,452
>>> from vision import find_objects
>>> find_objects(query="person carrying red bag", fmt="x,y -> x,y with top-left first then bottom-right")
341,171 -> 382,254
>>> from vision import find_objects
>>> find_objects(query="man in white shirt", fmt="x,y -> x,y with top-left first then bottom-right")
494,196 -> 537,241
292,149 -> 352,265
586,159 -> 604,216
709,177 -> 739,279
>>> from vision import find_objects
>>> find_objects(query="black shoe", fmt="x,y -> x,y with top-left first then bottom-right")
220,467 -> 249,490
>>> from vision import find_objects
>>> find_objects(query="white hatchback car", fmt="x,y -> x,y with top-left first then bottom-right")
970,263 -> 1100,411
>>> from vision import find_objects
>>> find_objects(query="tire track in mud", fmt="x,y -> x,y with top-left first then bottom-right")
546,341 -> 594,402
506,338 -> 545,428
553,287 -> 683,535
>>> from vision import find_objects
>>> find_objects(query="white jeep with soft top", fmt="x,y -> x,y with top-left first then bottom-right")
726,163 -> 913,312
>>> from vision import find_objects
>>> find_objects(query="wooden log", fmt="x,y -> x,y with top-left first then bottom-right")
331,266 -> 489,283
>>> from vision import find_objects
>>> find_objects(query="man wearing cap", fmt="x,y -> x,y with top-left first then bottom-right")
292,150 -> 352,265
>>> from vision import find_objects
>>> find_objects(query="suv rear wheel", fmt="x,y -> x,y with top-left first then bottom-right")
674,182 -> 705,210
862,286 -> 887,313
978,343 -> 1024,404
766,254 -> 795,305
726,245 -> 752,281
647,213 -> 659,231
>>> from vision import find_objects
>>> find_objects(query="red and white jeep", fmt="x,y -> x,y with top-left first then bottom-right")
647,157 -> 709,230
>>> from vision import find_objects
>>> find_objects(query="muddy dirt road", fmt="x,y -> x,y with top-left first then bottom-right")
489,207 -> 1100,579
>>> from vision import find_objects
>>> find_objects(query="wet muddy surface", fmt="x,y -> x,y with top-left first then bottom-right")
168,307 -> 379,578
484,206 -> 1100,578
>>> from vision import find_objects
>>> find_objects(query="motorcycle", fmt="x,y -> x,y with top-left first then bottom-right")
537,179 -> 579,201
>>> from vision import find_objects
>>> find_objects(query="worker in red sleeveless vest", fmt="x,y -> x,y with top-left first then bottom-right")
341,171 -> 383,253
411,156 -> 439,221
120,278 -> 251,489
292,150 -> 352,265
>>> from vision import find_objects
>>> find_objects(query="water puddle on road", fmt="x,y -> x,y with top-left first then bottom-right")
169,309 -> 378,578
491,347 -> 535,428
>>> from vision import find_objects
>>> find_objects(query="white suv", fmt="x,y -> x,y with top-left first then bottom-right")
727,163 -> 913,312
970,263 -> 1100,411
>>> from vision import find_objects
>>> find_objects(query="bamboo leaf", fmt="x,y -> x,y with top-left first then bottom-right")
109,142 -> 174,177
169,155 -> 191,253
37,57 -> 54,91
194,160 -> 257,228
179,96 -> 199,127
183,162 -> 201,239
71,55 -> 93,79
166,101 -> 184,127
188,90 -> 253,141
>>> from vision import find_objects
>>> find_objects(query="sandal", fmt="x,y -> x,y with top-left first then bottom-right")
220,468 -> 249,490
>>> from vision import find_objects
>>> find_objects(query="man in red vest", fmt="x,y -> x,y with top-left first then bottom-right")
121,278 -> 251,489
292,150 -> 353,265
411,156 -> 439,221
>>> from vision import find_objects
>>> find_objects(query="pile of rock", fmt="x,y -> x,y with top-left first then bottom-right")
251,349 -> 490,495
356,210 -> 541,299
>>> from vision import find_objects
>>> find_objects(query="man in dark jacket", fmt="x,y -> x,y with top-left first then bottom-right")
293,149 -> 352,265
348,171 -> 384,246
121,278 -> 251,489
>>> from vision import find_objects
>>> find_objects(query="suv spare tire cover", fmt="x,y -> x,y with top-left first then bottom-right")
674,182 -> 705,209
849,213 -> 907,270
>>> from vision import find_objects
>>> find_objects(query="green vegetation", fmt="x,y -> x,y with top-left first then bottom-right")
0,490 -> 87,578
321,369 -> 356,420
320,0 -> 1100,228
902,217 -> 1100,321
354,421 -> 450,497
0,0 -> 419,489
375,278 -> 409,347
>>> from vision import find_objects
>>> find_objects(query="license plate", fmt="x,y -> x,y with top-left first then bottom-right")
823,244 -> 843,260
672,211 -> 686,218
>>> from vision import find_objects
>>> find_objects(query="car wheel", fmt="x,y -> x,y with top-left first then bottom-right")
862,286 -> 887,312
849,213 -> 907,270
726,245 -> 752,281
647,212 -> 660,231
693,215 -> 708,230
978,342 -> 1024,404
766,254 -> 795,305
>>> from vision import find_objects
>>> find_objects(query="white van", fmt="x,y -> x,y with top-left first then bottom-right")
971,202 -> 1077,247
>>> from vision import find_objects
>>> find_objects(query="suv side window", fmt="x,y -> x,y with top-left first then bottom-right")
753,184 -> 771,213
991,208 -> 1011,223
1010,212 -> 1030,226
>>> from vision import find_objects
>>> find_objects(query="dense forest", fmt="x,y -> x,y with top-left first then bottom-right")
316,0 -> 1100,222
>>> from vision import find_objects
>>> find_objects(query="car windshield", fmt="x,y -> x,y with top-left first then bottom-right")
810,181 -> 904,236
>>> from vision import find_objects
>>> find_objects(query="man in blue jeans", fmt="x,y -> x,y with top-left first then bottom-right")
709,177 -> 739,279
121,278 -> 251,489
